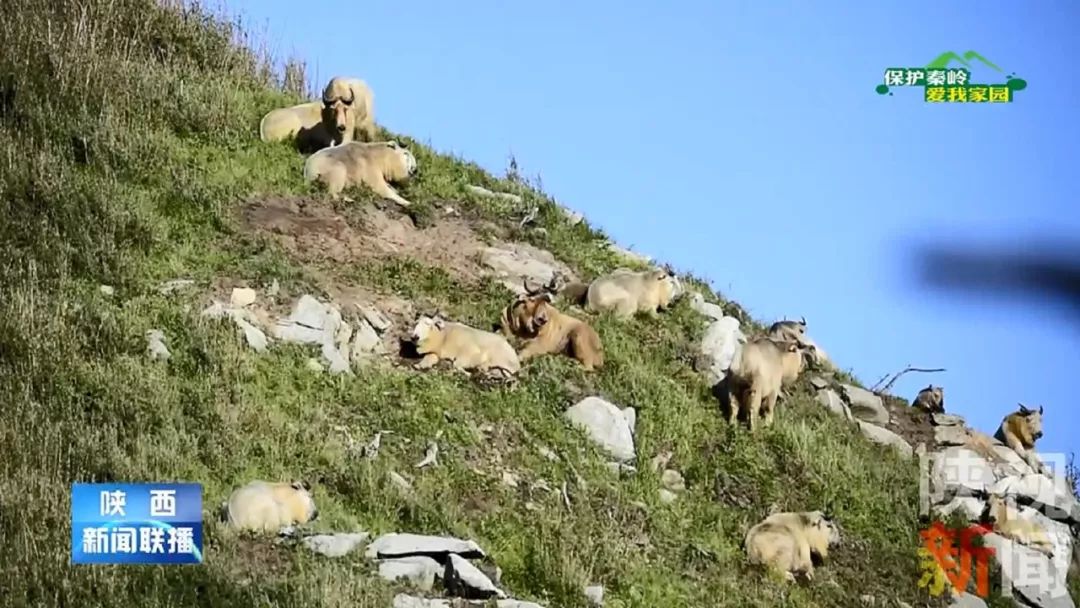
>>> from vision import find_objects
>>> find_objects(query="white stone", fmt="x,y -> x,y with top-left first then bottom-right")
856,421 -> 913,459
146,329 -> 171,361
584,585 -> 604,606
816,389 -> 853,420
230,287 -> 257,307
378,556 -> 441,591
445,553 -> 507,599
698,317 -> 746,384
564,397 -> 636,463
840,384 -> 889,425
688,293 -> 725,322
364,533 -> 486,560
301,532 -> 369,557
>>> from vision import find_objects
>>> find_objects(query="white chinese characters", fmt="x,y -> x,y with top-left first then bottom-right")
99,490 -> 126,517
80,525 -> 197,555
150,489 -> 177,517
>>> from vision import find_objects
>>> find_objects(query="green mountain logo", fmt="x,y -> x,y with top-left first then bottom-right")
926,51 -> 1004,72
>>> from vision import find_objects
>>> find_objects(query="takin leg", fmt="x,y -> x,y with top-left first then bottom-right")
763,390 -> 780,428
414,353 -> 440,370
363,171 -> 413,207
746,385 -> 763,433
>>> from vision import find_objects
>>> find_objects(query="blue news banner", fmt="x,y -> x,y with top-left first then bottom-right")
71,482 -> 204,565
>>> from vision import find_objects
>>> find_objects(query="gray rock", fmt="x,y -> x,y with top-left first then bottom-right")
840,384 -> 889,425
378,556 -> 442,591
817,390 -> 853,420
350,319 -> 382,360
932,413 -> 966,427
200,300 -> 269,352
688,293 -> 725,322
808,376 -> 831,391
931,447 -> 998,497
564,397 -> 636,463
698,316 -> 746,384
466,184 -> 523,205
444,553 -> 506,599
146,329 -> 171,361
480,243 -> 576,296
934,424 -> 971,447
584,585 -> 604,606
949,595 -> 988,608
982,532 -> 1075,608
99,285 -> 115,296
856,421 -> 913,459
658,489 -> 678,504
301,532 -> 369,557
273,295 -> 353,374
359,305 -> 392,333
364,533 -> 486,560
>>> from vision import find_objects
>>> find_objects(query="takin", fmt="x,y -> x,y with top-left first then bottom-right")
499,280 -> 604,371
410,315 -> 521,375
223,480 -> 319,533
744,510 -> 841,582
303,140 -> 417,206
726,336 -> 816,431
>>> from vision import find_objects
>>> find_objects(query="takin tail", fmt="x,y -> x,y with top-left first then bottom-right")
558,281 -> 590,307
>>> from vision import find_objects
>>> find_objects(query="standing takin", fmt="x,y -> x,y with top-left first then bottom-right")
726,337 -> 816,431
320,76 -> 378,144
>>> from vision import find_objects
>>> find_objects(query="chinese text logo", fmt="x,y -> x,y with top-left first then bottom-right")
918,521 -> 995,598
71,482 -> 204,565
877,50 -> 1027,103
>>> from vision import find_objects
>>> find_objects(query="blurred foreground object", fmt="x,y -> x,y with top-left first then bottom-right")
917,241 -> 1080,315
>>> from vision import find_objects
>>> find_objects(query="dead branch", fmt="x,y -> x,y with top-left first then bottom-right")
871,365 -> 946,394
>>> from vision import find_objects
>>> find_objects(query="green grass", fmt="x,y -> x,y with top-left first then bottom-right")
0,1 -> 1073,607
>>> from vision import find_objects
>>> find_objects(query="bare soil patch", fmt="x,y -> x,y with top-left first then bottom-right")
238,195 -> 492,283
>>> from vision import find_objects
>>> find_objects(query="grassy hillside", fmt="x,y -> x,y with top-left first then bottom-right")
0,2 -> 1069,607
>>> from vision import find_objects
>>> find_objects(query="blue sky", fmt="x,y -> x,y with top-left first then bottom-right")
222,1 -> 1079,459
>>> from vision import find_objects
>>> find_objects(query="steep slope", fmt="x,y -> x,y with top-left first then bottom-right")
0,2 -> 1074,608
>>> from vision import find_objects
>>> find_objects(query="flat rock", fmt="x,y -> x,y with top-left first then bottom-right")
817,389 -> 853,420
480,243 -> 576,296
359,304 -> 392,333
378,556 -> 442,591
856,421 -> 913,459
840,384 -> 889,425
932,413 -> 965,427
564,397 -> 636,463
444,553 -> 506,600
808,376 -> 831,391
949,595 -> 988,608
934,424 -> 971,447
364,533 -> 486,560
301,532 -> 369,557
